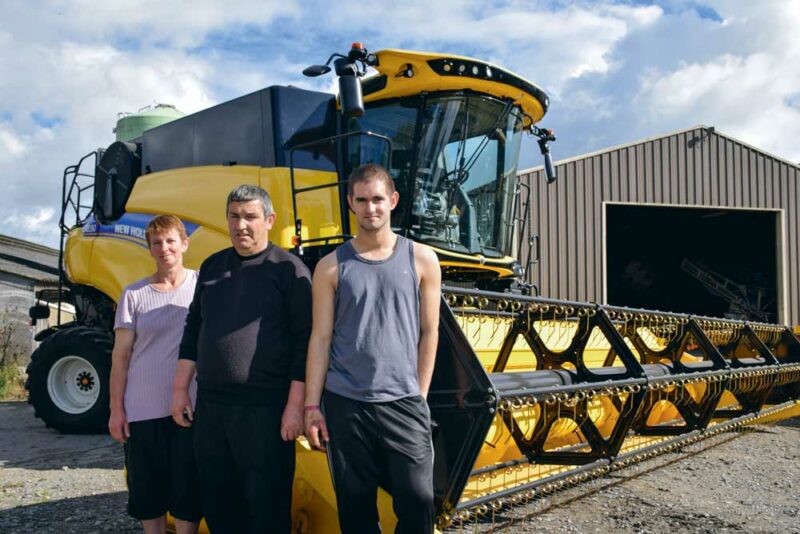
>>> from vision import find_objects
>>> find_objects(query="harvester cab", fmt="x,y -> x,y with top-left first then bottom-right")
296,43 -> 557,294
25,43 -> 800,532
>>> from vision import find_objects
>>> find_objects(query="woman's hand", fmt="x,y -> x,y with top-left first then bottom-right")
108,408 -> 130,443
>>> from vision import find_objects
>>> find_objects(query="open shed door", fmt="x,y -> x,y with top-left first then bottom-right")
606,204 -> 782,323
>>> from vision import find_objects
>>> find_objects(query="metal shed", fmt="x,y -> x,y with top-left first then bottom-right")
0,235 -> 62,364
519,125 -> 800,326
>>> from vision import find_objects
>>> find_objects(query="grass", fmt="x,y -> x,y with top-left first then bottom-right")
0,364 -> 26,400
0,309 -> 26,401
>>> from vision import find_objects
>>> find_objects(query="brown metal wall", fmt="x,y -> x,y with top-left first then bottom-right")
519,126 -> 800,324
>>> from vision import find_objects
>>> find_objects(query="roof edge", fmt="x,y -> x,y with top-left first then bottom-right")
0,234 -> 59,257
519,124 -> 800,175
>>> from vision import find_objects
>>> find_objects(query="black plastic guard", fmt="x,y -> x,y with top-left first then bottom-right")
428,298 -> 498,517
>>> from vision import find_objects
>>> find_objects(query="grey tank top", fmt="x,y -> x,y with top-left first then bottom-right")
326,235 -> 421,402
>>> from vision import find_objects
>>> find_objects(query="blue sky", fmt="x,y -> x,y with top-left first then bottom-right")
1,0 -> 799,247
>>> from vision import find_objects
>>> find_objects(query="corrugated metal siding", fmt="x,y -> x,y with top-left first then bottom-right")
519,126 -> 800,325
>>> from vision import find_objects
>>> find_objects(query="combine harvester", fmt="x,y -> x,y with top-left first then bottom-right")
26,44 -> 800,531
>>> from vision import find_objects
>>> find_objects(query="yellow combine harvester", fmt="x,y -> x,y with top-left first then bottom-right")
26,44 -> 800,531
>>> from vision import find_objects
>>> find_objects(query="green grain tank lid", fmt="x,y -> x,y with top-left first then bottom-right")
114,103 -> 185,142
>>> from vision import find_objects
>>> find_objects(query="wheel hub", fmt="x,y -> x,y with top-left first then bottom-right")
76,372 -> 95,391
47,355 -> 101,415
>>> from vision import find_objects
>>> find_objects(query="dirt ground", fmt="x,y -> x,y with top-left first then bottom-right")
0,400 -> 798,533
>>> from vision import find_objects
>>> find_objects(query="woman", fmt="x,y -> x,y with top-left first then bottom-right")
109,215 -> 201,534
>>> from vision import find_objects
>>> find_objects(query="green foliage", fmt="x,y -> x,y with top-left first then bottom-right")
0,364 -> 25,399
0,309 -> 25,400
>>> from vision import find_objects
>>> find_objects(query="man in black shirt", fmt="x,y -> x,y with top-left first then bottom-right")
172,184 -> 311,533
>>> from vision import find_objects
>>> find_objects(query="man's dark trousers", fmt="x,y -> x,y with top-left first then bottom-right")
324,391 -> 434,534
193,395 -> 295,533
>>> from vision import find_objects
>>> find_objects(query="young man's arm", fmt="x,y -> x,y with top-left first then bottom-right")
304,252 -> 338,451
415,243 -> 442,398
109,328 -> 135,443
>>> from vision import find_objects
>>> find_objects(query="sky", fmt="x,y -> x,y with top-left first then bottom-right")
1,0 -> 799,248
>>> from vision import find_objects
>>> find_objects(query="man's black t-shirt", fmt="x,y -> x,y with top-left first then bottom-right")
178,243 -> 312,404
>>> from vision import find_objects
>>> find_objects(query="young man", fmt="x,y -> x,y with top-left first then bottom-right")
304,163 -> 442,533
172,185 -> 311,533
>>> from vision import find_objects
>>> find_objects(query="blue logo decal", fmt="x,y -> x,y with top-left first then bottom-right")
82,213 -> 199,249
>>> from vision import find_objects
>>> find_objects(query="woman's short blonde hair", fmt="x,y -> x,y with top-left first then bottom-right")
145,215 -> 188,246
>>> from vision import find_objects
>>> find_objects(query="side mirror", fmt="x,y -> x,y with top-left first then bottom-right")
302,65 -> 331,77
533,126 -> 557,184
29,304 -> 51,323
543,152 -> 556,184
104,169 -> 115,219
303,43 -> 375,119
338,74 -> 364,118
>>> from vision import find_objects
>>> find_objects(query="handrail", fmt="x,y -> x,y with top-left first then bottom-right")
56,149 -> 100,325
288,130 -> 392,252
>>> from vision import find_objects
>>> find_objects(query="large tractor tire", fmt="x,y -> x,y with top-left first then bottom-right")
26,327 -> 113,434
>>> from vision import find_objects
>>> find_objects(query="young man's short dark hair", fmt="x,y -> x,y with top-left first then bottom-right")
347,163 -> 396,197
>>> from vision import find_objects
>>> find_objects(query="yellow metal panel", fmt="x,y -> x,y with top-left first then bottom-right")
63,227 -> 93,285
260,167 -> 344,249
66,164 -> 347,301
125,165 -> 262,234
751,400 -> 800,423
182,226 -> 231,269
431,246 -> 516,265
187,439 -> 400,534
292,439 -> 398,533
126,165 -> 345,250
66,228 -> 154,302
66,222 -> 231,303
440,261 -> 515,278
367,49 -> 546,126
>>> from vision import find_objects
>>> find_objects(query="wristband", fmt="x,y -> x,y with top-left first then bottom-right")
304,404 -> 321,412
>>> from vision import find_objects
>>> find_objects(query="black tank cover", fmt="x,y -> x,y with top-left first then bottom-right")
141,86 -> 338,174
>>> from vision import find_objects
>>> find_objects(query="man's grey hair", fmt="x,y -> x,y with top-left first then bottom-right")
226,184 -> 274,217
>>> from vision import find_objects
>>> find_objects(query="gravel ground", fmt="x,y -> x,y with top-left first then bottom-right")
0,402 -> 138,533
0,400 -> 798,533
458,419 -> 800,533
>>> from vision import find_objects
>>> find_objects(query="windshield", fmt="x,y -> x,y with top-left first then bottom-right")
350,93 -> 524,258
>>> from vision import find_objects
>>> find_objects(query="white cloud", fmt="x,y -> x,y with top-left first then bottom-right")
316,1 -> 662,94
530,0 -> 800,166
5,1 -> 300,48
1,0 -> 799,247
0,127 -> 29,162
2,207 -> 59,246
0,38 -> 223,248
634,4 -> 800,162
3,207 -> 56,227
